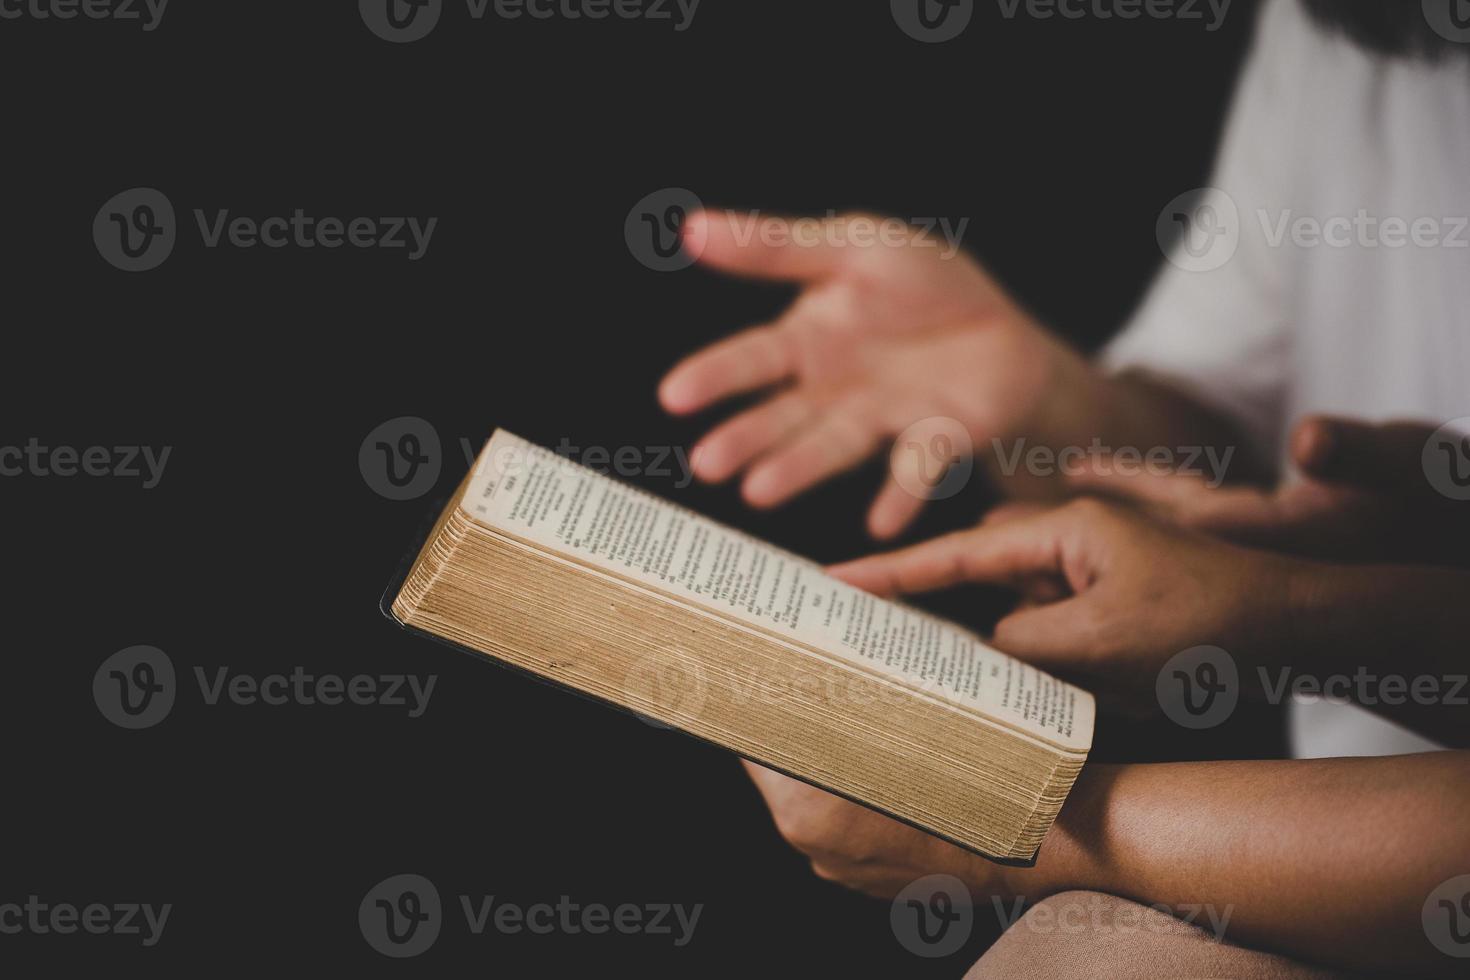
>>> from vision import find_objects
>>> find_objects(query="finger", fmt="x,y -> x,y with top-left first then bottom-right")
690,393 -> 812,483
1063,462 -> 1211,509
979,501 -> 1047,527
659,323 -> 796,416
740,760 -> 794,827
742,403 -> 883,509
829,511 -> 1071,598
1292,415 -> 1438,494
685,209 -> 852,283
866,420 -> 980,540
741,758 -> 786,793
1064,461 -> 1283,537
866,475 -> 928,541
990,600 -> 1096,670
1013,573 -> 1069,606
741,759 -> 814,807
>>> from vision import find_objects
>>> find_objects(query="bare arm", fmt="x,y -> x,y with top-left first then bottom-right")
1021,754 -> 1470,977
1286,563 -> 1470,746
745,751 -> 1470,977
992,362 -> 1268,499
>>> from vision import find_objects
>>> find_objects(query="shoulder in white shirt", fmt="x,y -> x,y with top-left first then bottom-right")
1102,0 -> 1469,759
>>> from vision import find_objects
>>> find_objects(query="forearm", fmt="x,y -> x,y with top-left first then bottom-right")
1006,755 -> 1470,977
989,351 -> 1266,497
1277,562 -> 1470,746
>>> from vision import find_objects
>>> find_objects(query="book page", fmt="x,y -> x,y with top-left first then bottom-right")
460,430 -> 1093,753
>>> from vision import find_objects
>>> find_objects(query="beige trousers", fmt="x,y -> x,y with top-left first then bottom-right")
965,891 -> 1357,979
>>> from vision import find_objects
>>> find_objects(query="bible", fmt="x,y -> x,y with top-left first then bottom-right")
383,429 -> 1093,864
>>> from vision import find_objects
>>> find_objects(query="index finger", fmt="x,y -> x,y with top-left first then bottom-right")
828,510 -> 1072,597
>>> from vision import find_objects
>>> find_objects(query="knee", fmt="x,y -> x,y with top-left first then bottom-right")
964,890 -> 1200,979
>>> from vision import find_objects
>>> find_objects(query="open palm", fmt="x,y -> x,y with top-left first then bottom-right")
660,210 -> 1073,538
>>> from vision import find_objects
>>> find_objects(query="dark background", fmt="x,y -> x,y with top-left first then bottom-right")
2,0 -> 1262,973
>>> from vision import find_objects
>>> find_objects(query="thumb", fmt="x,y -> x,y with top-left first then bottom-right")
1292,415 -> 1437,493
686,209 -> 855,283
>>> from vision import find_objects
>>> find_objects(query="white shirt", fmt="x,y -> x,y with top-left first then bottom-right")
1103,0 -> 1468,758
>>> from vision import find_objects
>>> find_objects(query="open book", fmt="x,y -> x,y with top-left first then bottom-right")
384,430 -> 1094,864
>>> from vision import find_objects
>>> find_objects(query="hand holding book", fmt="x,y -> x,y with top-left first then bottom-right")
744,750 -> 1470,980
389,430 -> 1093,863
384,429 -> 1470,976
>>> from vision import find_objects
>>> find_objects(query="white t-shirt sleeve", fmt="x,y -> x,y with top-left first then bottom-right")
1101,0 -> 1308,465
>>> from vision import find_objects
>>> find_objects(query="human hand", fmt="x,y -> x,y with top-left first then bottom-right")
829,498 -> 1303,715
1064,415 -> 1470,567
659,210 -> 1087,539
740,760 -> 1002,900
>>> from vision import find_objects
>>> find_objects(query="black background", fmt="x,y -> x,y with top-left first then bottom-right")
2,0 -> 1262,973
